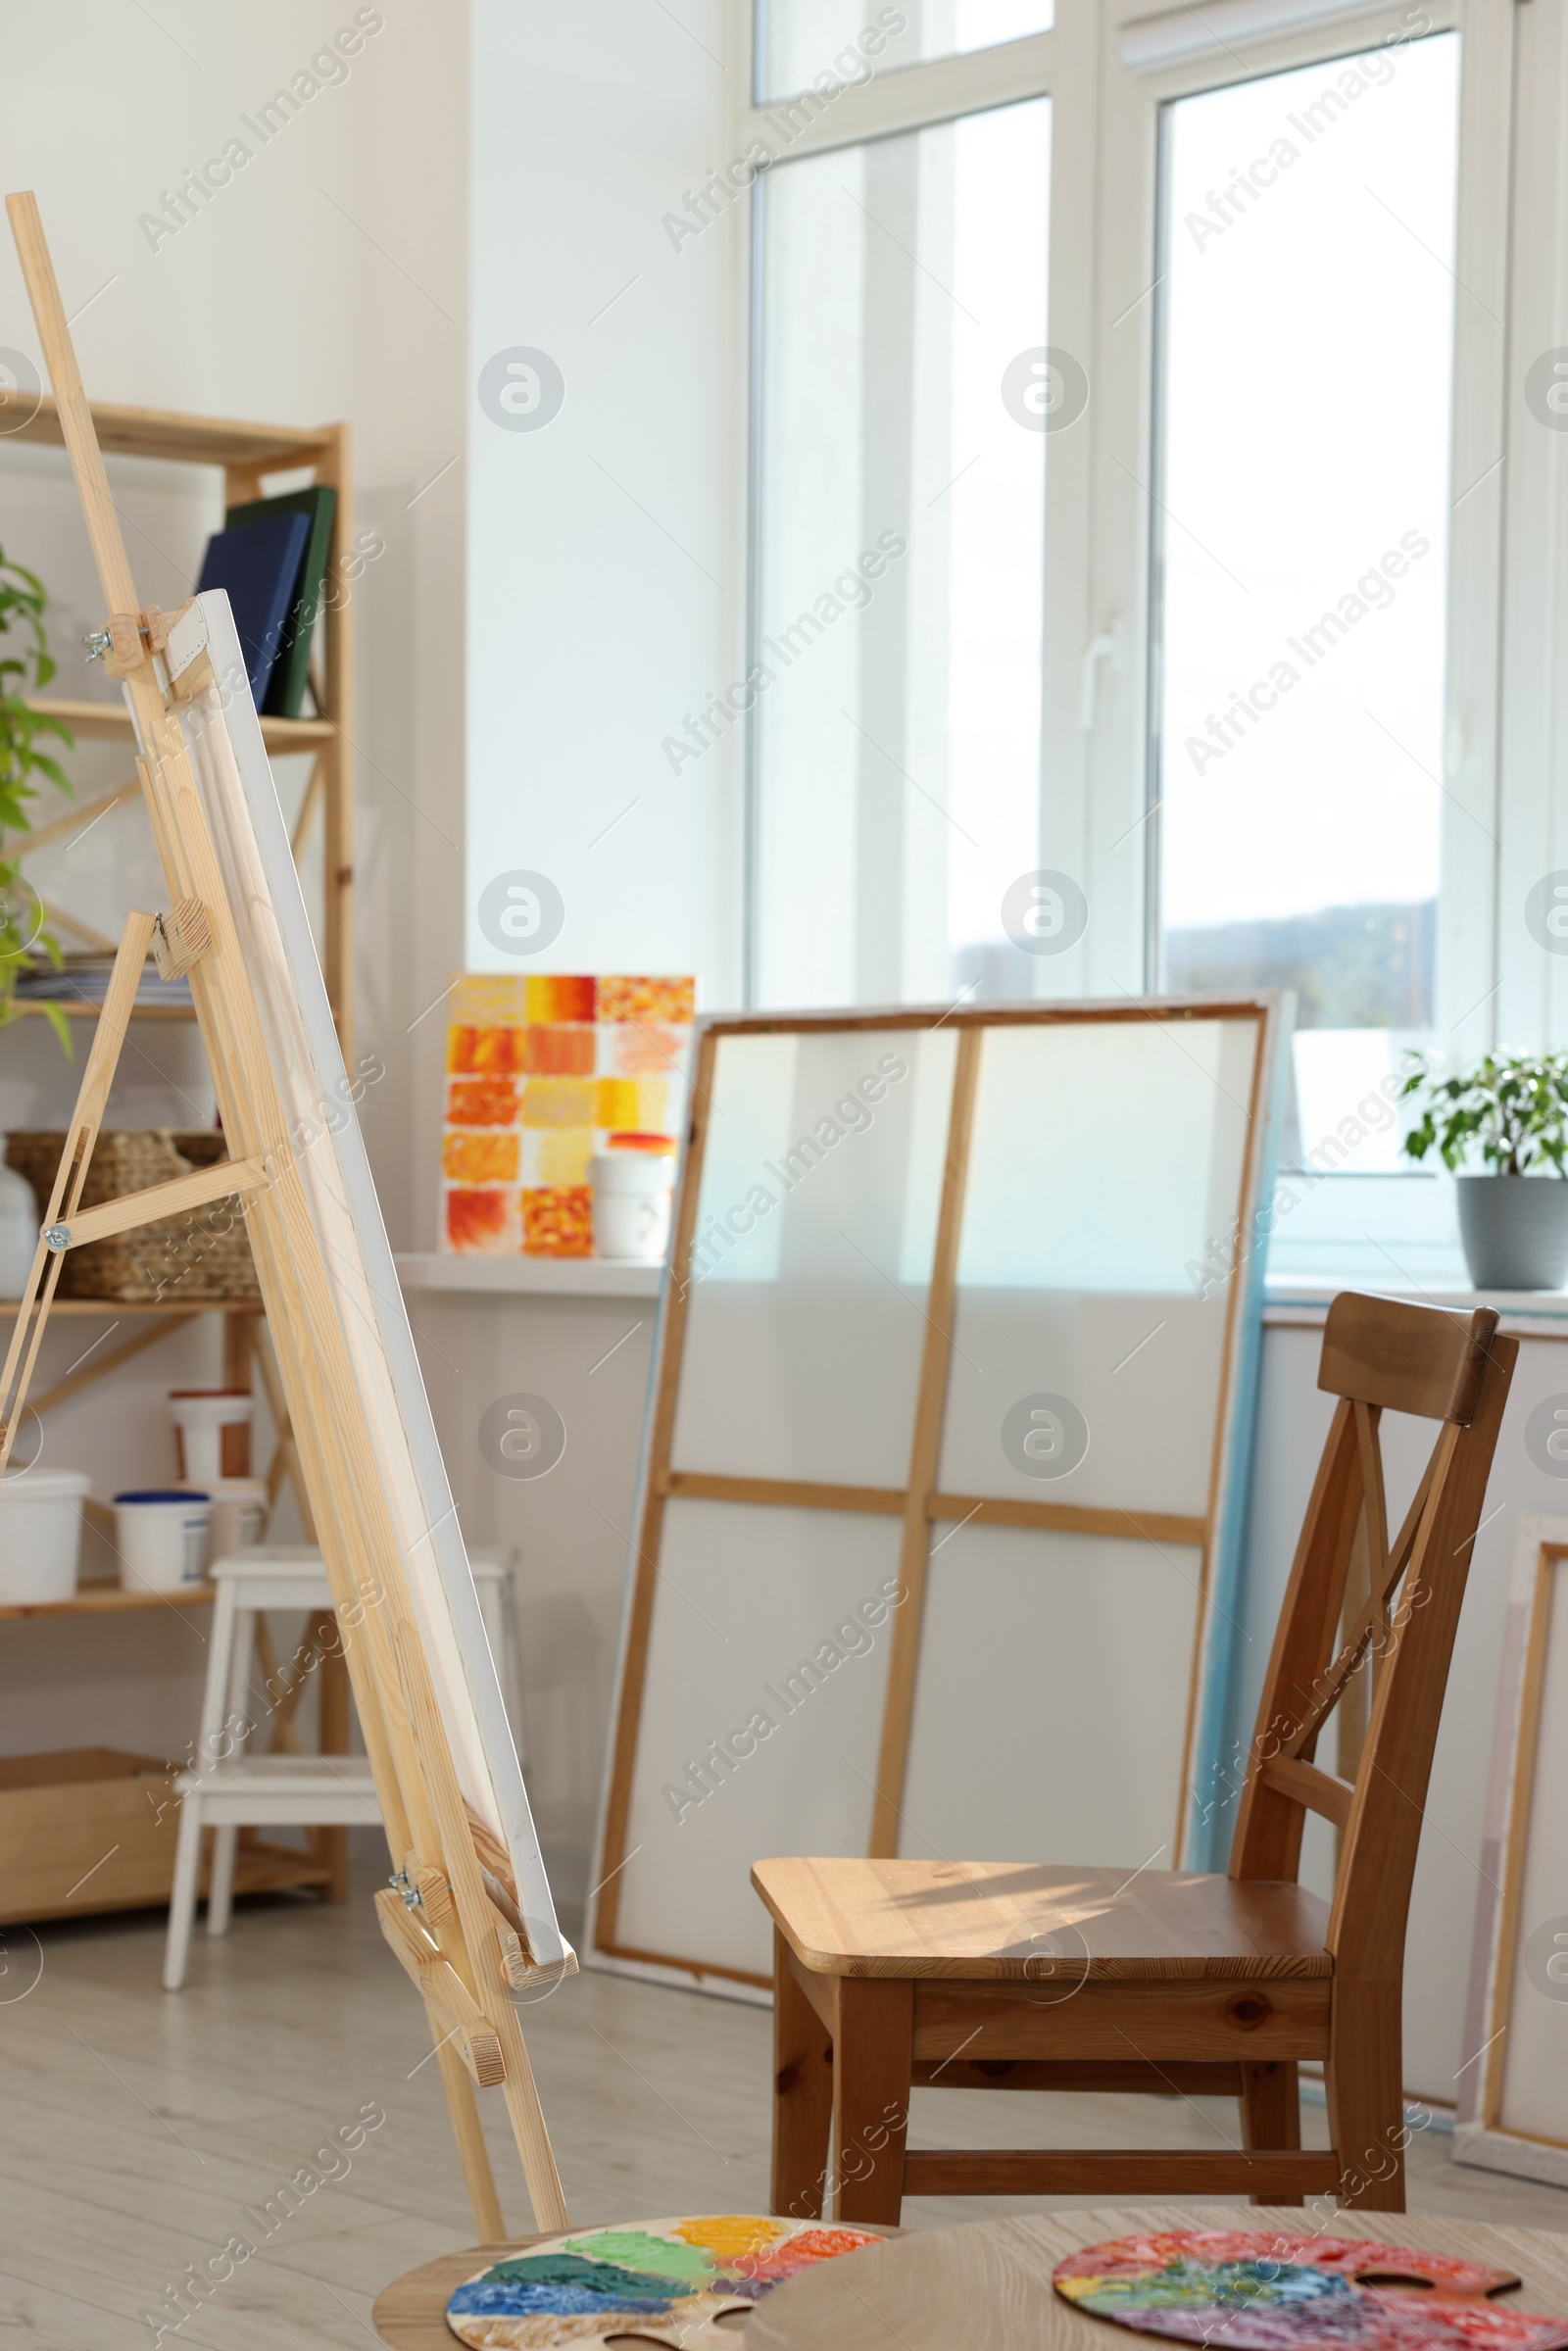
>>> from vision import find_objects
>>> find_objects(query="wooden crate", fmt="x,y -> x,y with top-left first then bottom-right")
0,1749 -> 335,1924
0,1748 -> 179,1922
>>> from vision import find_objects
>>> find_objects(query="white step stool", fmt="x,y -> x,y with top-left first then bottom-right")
163,1545 -> 520,1989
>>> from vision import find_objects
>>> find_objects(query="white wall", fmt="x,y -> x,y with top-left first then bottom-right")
466,0 -> 745,995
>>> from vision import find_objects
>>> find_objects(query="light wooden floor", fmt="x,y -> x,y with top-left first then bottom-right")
4,1869 -> 1565,2349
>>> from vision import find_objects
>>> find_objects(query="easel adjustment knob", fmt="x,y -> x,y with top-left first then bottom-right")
43,1225 -> 70,1252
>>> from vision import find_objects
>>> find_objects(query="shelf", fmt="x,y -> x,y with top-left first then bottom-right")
396,1250 -> 664,1299
0,1580 -> 217,1622
11,392 -> 332,471
0,1298 -> 263,1315
28,696 -> 333,755
10,998 -> 196,1021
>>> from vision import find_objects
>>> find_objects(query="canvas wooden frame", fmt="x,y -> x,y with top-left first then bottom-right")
1455,1512 -> 1568,2188
589,995 -> 1287,1992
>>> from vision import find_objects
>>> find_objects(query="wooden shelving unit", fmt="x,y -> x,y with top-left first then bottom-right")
13,391 -> 356,1045
0,389 -> 358,1912
0,1581 -> 217,1623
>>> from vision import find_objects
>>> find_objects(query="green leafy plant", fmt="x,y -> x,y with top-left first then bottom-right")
1399,1050 -> 1568,1177
0,543 -> 74,1049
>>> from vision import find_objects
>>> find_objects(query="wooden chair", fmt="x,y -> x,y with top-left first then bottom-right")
753,1292 -> 1516,2224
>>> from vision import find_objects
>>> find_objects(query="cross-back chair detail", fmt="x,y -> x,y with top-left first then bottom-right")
753,1292 -> 1517,2224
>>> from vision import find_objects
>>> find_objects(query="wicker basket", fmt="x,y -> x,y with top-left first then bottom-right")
5,1129 -> 261,1302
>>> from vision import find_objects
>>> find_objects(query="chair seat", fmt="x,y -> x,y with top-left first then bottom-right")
752,1857 -> 1332,1982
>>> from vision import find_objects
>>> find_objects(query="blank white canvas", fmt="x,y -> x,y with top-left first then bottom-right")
614,1498 -> 901,1980
592,1001 -> 1274,1993
672,1027 -> 955,1487
900,1521 -> 1202,1867
1495,1554 -> 1568,2145
167,592 -> 564,1968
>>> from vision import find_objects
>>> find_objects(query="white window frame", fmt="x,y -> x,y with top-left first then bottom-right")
738,0 -> 1553,1078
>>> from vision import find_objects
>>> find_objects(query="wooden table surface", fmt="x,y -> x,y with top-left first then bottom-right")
373,2206 -> 1568,2351
748,2205 -> 1568,2351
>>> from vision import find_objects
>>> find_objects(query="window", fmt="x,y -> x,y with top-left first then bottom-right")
752,95 -> 1051,1005
745,0 -> 1530,1212
1152,32 -> 1461,1166
756,1 -> 1053,105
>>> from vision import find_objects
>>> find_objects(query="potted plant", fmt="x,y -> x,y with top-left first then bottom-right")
0,541 -> 73,1048
1400,1050 -> 1568,1291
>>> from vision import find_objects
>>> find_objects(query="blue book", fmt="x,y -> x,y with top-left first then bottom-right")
196,509 -> 312,710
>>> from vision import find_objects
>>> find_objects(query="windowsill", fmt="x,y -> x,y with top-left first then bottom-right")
1261,1167 -> 1568,1318
1265,1274 -> 1568,1323
395,1251 -> 663,1298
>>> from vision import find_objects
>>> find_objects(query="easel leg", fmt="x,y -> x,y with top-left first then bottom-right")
316,1633 -> 351,1902
432,2018 -> 507,2240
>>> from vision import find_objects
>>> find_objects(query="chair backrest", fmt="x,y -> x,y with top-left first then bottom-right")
1230,1292 -> 1516,1985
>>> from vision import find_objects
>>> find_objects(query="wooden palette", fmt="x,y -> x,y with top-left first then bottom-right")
1053,2231 -> 1568,2351
444,2215 -> 883,2346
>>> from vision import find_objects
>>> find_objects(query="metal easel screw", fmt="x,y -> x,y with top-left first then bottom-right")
83,629 -> 111,661
390,1868 -> 422,1912
43,1225 -> 70,1252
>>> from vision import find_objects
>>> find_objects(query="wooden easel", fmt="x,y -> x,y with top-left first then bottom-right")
1,191 -> 567,2240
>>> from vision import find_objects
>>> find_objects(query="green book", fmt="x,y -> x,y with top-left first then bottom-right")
222,484 -> 337,720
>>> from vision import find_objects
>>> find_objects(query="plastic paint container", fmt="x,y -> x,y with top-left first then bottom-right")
0,1469 -> 90,1603
591,1151 -> 675,1261
191,1477 -> 269,1566
169,1390 -> 253,1483
114,1490 -> 211,1593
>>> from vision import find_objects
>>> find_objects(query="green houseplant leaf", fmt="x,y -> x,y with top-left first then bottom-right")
1399,1050 -> 1568,1176
0,542 -> 74,1050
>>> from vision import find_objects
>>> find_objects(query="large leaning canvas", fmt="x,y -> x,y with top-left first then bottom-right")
1455,1512 -> 1568,2188
589,998 -> 1288,1994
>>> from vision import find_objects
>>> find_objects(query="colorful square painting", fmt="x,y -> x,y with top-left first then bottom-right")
440,973 -> 694,1256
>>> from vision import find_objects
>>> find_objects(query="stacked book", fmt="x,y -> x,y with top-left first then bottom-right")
14,954 -> 193,1008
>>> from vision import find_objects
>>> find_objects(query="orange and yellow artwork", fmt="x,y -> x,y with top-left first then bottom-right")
440,973 -> 693,1256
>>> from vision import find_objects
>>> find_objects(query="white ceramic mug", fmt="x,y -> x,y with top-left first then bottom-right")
591,1151 -> 675,1261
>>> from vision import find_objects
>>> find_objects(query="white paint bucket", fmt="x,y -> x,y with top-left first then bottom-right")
169,1390 -> 253,1484
114,1491 -> 211,1593
194,1477 -> 270,1565
591,1151 -> 675,1261
0,1469 -> 90,1603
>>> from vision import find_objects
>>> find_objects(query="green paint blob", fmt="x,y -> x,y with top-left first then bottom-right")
562,2230 -> 714,2285
480,2252 -> 681,2300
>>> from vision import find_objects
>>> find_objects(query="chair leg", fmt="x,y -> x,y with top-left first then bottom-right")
163,1795 -> 204,1990
1327,1986 -> 1405,2210
207,1825 -> 238,1936
830,1977 -> 912,2228
1241,2061 -> 1301,2205
772,1933 -> 834,2221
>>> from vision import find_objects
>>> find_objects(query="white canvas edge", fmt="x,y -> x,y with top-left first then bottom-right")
1453,1509 -> 1568,2136
151,593 -> 565,1969
1451,2120 -> 1568,2188
584,997 -> 1286,1988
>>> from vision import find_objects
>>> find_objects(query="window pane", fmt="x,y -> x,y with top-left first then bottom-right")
758,1 -> 1052,104
753,99 -> 1050,1006
1152,35 -> 1458,1165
